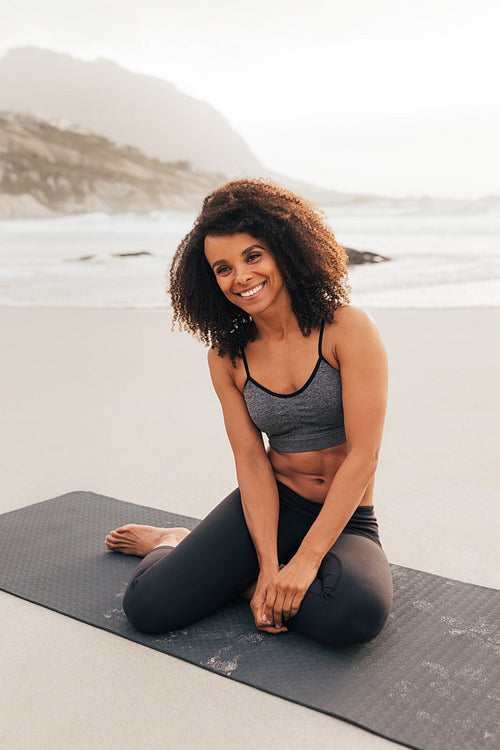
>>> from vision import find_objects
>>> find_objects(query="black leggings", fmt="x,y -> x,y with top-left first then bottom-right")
123,482 -> 393,647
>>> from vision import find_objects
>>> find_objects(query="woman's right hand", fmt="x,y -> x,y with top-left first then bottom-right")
250,570 -> 288,634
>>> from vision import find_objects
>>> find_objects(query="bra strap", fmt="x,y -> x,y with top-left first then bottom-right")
318,320 -> 325,358
240,347 -> 251,378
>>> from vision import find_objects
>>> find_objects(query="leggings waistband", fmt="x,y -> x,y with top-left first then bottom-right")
276,481 -> 381,547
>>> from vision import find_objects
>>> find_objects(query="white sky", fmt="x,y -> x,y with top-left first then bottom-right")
2,0 -> 499,198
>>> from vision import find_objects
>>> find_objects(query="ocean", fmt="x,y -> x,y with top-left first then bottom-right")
1,199 -> 499,308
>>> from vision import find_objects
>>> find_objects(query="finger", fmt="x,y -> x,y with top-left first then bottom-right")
272,592 -> 287,629
256,622 -> 288,634
252,605 -> 287,633
262,588 -> 277,627
281,592 -> 295,621
289,590 -> 305,618
250,599 -> 271,628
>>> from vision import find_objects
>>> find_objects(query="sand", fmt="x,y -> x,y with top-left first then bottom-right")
0,306 -> 498,750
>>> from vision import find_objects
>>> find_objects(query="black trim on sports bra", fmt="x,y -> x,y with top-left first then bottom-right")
241,321 -> 335,399
241,345 -> 251,379
317,318 -> 325,358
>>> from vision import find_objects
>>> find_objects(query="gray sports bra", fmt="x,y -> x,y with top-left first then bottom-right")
241,321 -> 346,453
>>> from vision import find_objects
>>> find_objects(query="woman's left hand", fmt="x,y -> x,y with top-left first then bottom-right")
261,556 -> 319,630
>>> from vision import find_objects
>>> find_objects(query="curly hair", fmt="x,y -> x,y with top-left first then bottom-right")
169,178 -> 350,362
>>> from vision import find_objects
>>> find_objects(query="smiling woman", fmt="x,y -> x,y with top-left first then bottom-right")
169,178 -> 350,362
106,178 -> 393,646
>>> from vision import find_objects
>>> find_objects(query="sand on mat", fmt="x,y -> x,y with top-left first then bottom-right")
0,306 -> 498,750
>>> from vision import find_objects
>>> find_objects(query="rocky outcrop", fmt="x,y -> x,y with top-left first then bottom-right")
344,247 -> 389,265
0,112 -> 226,218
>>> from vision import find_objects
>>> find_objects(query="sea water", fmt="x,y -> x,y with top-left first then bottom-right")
0,199 -> 499,308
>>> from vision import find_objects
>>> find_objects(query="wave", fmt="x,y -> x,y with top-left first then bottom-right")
1,204 -> 499,308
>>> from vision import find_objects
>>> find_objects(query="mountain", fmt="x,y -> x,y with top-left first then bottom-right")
0,47 -> 263,176
0,112 -> 226,218
0,47 -> 392,210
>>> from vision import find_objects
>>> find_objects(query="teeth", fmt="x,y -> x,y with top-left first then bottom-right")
240,283 -> 264,298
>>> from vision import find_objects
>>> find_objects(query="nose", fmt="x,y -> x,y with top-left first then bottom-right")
235,264 -> 252,285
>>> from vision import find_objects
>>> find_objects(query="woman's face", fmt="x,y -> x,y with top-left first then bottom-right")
204,233 -> 287,314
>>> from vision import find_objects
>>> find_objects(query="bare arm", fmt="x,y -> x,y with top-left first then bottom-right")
262,307 -> 388,627
297,307 -> 388,560
207,348 -> 287,632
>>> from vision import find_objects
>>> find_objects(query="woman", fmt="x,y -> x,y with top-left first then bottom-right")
105,179 -> 393,646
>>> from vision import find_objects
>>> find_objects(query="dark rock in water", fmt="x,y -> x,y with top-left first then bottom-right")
344,247 -> 389,265
113,251 -> 152,258
75,251 -> 153,262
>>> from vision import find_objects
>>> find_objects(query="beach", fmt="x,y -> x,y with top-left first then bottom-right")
1,305 -> 498,750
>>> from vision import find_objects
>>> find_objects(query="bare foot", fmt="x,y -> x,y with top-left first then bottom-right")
105,524 -> 190,557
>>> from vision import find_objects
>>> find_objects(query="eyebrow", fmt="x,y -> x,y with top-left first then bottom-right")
211,244 -> 266,270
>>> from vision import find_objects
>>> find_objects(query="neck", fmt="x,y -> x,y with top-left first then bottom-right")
252,294 -> 300,341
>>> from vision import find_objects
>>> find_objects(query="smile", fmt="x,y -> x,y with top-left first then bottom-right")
238,283 -> 265,298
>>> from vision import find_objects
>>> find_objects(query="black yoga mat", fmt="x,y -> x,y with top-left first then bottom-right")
0,492 -> 498,750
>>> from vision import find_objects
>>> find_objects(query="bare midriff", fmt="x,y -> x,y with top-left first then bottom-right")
269,444 -> 374,506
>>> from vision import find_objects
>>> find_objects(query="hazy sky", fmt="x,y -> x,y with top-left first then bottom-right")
2,0 -> 499,198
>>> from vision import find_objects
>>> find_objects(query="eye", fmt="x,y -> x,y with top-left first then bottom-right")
215,265 -> 231,275
246,252 -> 261,263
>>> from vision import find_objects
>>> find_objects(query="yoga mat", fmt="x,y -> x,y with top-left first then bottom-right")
0,492 -> 498,750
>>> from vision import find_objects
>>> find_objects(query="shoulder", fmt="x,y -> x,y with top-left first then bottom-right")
328,304 -> 382,339
324,305 -> 386,363
207,346 -> 224,368
332,304 -> 378,330
207,347 -> 232,381
207,347 -> 246,393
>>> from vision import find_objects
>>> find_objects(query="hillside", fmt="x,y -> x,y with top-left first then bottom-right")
0,47 -> 263,176
0,112 -> 227,218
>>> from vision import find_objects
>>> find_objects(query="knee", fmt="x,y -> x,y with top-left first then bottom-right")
346,587 -> 392,645
301,585 -> 392,648
328,587 -> 392,647
123,578 -> 177,634
122,581 -> 157,633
